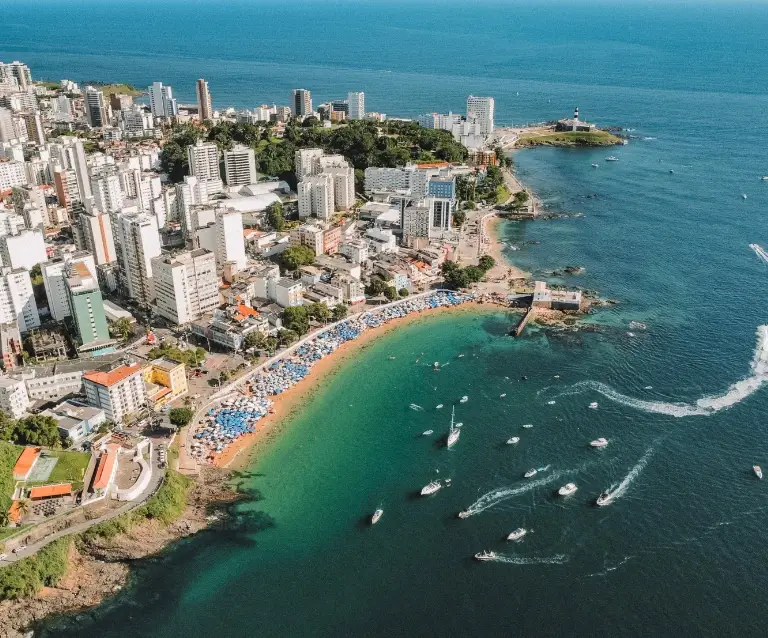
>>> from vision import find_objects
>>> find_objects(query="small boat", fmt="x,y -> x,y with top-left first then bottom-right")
436,404 -> 444,409
421,480 -> 442,496
761,176 -> 768,181
743,194 -> 748,199
507,528 -> 527,541
506,437 -> 520,445
754,465 -> 763,479
446,406 -> 460,448
524,469 -> 537,478
388,356 -> 395,360
589,402 -> 599,409
591,163 -> 599,168
500,393 -> 506,398
474,550 -> 497,561
458,354 -> 465,358
522,423 -> 533,429
422,430 -> 434,436
590,437 -> 609,448
669,169 -> 674,174
457,510 -> 471,519
605,156 -> 619,162
460,395 -> 469,403
371,509 -> 384,524
596,492 -> 612,507
558,483 -> 578,496
547,400 -> 556,405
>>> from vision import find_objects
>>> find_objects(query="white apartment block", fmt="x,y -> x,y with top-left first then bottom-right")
0,377 -> 30,418
274,277 -> 303,308
118,213 -> 161,304
196,78 -> 213,122
92,173 -> 124,213
298,175 -> 334,220
339,239 -> 368,264
148,82 -> 178,118
363,165 -> 431,198
0,267 -> 40,332
121,105 -> 153,136
348,92 -> 365,120
223,144 -> 257,186
323,166 -> 355,210
402,203 -> 431,239
79,210 -> 116,265
466,95 -> 495,136
42,252 -> 97,322
1,229 -> 47,271
213,207 -> 246,271
83,363 -> 147,423
152,248 -> 219,325
290,224 -> 325,255
295,148 -> 324,179
365,227 -> 397,254
187,140 -> 220,181
0,161 -> 25,190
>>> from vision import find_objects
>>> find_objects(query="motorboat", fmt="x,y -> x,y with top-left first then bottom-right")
558,483 -> 578,496
761,176 -> 768,181
460,395 -> 469,403
590,437 -> 609,448
522,423 -> 534,429
422,430 -> 434,436
606,156 -> 619,162
457,510 -> 471,519
589,402 -> 599,409
591,163 -> 599,168
524,469 -> 537,478
371,509 -> 384,524
446,406 -> 460,448
500,393 -> 507,398
474,550 -> 497,561
743,194 -> 748,199
754,465 -> 763,479
507,528 -> 527,541
547,400 -> 556,405
669,169 -> 674,174
596,492 -> 612,507
421,480 -> 442,496
506,437 -> 520,445
458,354 -> 465,358
436,404 -> 444,409
388,356 -> 396,360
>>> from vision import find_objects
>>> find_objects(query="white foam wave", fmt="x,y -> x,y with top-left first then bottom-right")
569,381 -> 709,417
491,553 -> 569,565
605,445 -> 655,502
463,471 -> 564,515
409,404 -> 424,412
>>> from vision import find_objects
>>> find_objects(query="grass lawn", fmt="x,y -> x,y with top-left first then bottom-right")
44,450 -> 91,491
517,130 -> 621,147
98,83 -> 142,96
0,442 -> 23,505
495,184 -> 511,204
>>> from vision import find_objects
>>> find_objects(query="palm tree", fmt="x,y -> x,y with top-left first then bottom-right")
17,500 -> 30,520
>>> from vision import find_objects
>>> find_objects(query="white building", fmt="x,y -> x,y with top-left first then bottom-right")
42,253 -> 96,322
466,95 -> 495,136
402,203 -> 431,239
1,229 -> 47,271
83,362 -> 147,423
290,224 -> 325,255
274,277 -> 303,308
298,174 -> 334,220
295,148 -> 324,179
187,140 -> 220,181
0,268 -> 40,332
92,173 -> 124,213
118,213 -> 162,304
323,166 -> 355,211
148,82 -> 178,118
196,78 -> 213,122
85,86 -> 109,128
223,144 -> 257,186
364,165 -> 431,198
0,376 -> 29,418
348,92 -> 365,120
339,239 -> 368,264
79,209 -> 117,265
120,105 -> 153,136
212,207 -> 246,271
0,160 -> 25,190
365,227 -> 397,254
152,248 -> 219,325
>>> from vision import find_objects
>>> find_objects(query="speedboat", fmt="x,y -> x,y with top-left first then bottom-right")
547,400 -> 556,405
522,423 -> 534,429
754,465 -> 763,479
506,437 -> 520,445
500,393 -> 507,398
669,169 -> 674,174
606,156 -> 619,162
421,480 -> 442,496
558,483 -> 578,496
743,194 -> 748,199
761,176 -> 768,181
371,509 -> 384,524
474,550 -> 497,561
524,469 -> 538,478
507,528 -> 527,541
422,430 -> 434,436
590,437 -> 609,448
591,163 -> 599,168
596,492 -> 612,507
457,510 -> 471,519
460,395 -> 469,403
589,402 -> 599,409
436,404 -> 443,409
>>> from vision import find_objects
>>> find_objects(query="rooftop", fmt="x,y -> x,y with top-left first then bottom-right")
83,363 -> 142,387
29,483 -> 72,499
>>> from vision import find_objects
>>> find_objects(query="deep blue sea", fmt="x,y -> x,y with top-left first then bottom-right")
6,1 -> 768,635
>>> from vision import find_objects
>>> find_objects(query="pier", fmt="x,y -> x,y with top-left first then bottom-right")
512,306 -> 536,337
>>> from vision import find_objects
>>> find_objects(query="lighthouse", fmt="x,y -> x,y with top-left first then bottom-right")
572,107 -> 579,132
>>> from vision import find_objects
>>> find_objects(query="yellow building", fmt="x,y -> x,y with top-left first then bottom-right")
143,358 -> 188,407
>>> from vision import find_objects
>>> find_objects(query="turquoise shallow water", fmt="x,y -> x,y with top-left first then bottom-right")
17,0 -> 768,635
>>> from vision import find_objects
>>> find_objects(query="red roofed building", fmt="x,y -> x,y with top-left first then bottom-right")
83,362 -> 147,423
92,446 -> 119,494
12,446 -> 41,480
29,483 -> 72,500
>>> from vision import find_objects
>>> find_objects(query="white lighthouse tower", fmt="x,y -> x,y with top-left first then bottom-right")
572,107 -> 579,132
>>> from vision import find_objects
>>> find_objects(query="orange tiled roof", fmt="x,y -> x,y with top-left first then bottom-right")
13,447 -> 41,479
8,501 -> 21,523
29,483 -> 72,499
236,303 -> 259,318
83,363 -> 142,387
93,448 -> 117,490
416,162 -> 450,169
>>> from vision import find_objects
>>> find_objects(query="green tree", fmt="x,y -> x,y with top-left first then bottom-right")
365,276 -> 389,296
281,306 -> 310,335
478,255 -> 496,272
398,288 -> 410,297
383,286 -> 398,301
108,317 -> 133,341
244,331 -> 267,350
302,116 -> 320,128
169,407 -> 194,428
29,263 -> 43,286
277,328 -> 298,345
265,202 -> 285,232
465,266 -> 485,283
306,302 -> 330,323
12,415 -> 63,448
265,336 -> 279,353
279,245 -> 316,271
452,209 -> 467,227
331,304 -> 348,321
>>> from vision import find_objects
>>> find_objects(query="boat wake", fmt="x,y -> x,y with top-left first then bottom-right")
555,325 -> 768,417
462,471 -> 565,516
409,404 -> 424,412
490,553 -> 569,566
604,445 -> 655,502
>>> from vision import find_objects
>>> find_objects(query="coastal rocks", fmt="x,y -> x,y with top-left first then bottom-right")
550,266 -> 586,277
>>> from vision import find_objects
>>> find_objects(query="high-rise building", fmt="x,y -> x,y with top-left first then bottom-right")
91,173 -> 124,213
0,267 -> 40,332
0,107 -> 17,142
85,86 -> 109,128
19,111 -> 44,145
213,208 -> 246,271
0,161 -> 25,190
223,144 -> 257,186
148,82 -> 178,118
298,175 -> 335,220
196,79 -> 213,122
83,362 -> 147,423
118,213 -> 162,304
78,210 -> 117,265
70,139 -> 92,201
295,148 -> 324,179
292,89 -> 312,117
152,249 -> 218,325
53,168 -> 81,213
0,61 -> 31,91
466,95 -> 495,136
65,260 -> 110,351
187,140 -> 220,181
1,229 -> 47,271
348,92 -> 365,120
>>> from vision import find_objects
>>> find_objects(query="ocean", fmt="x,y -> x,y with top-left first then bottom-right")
7,0 -> 768,635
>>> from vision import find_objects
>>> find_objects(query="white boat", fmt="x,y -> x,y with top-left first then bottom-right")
589,402 -> 599,409
507,528 -> 527,541
522,423 -> 534,429
421,480 -> 442,496
606,156 -> 619,162
754,465 -> 763,479
446,406 -> 461,448
524,469 -> 537,478
591,163 -> 599,168
506,437 -> 520,445
458,354 -> 465,358
371,509 -> 384,524
761,176 -> 768,181
558,483 -> 578,496
460,395 -> 469,403
547,400 -> 556,405
743,194 -> 748,199
436,404 -> 444,409
422,430 -> 434,436
457,510 -> 471,519
596,492 -> 612,507
474,550 -> 497,561
590,437 -> 609,448
500,393 -> 507,398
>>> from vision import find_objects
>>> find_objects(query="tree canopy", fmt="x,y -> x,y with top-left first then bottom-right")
265,201 -> 285,232
1,414 -> 64,448
279,245 -> 316,271
169,407 -> 193,428
281,306 -> 310,335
